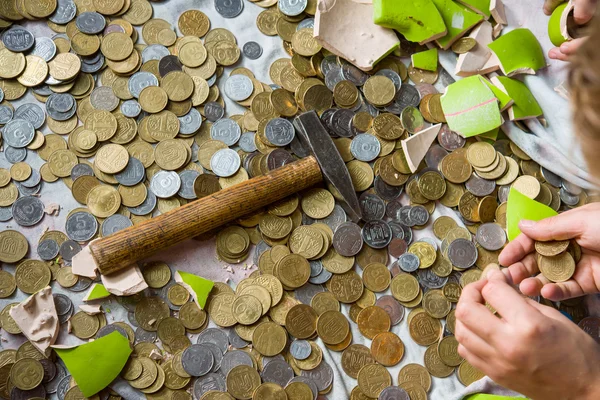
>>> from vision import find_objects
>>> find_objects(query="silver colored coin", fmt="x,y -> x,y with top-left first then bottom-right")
330,108 -> 354,137
447,238 -> 478,269
101,214 -> 133,236
466,173 -> 495,197
379,386 -> 410,400
362,219 -> 392,249
127,72 -> 159,98
476,222 -> 506,251
128,189 -> 157,215
288,376 -> 318,399
193,372 -> 226,398
135,327 -> 157,343
320,55 -> 338,77
243,41 -> 263,60
3,119 -> 35,148
350,133 -> 380,162
158,55 -> 182,76
559,187 -> 579,206
181,344 -> 215,377
59,240 -> 82,261
438,125 -> 466,151
309,266 -> 332,284
375,69 -> 402,92
541,167 -> 563,188
115,157 -> 145,186
38,239 -> 60,261
20,168 -> 41,188
239,132 -> 257,152
325,67 -> 344,91
70,276 -> 92,292
210,118 -> 241,145
266,148 -> 294,170
401,106 -> 425,134
265,118 -> 295,147
196,327 -> 229,353
70,163 -> 94,180
395,83 -> 421,111
295,283 -> 325,305
375,295 -> 405,325
227,328 -> 249,349
562,180 -> 582,195
96,324 -> 128,339
150,170 -> 181,198
290,340 -> 312,360
198,342 -> 223,372
333,222 -> 363,256
58,306 -> 73,324
44,363 -> 66,394
121,100 -> 142,118
80,53 -> 105,73
16,181 -> 41,196
359,192 -> 385,222
498,185 -> 511,204
220,350 -> 253,376
0,206 -> 12,222
90,86 -> 119,112
66,211 -> 98,241
297,18 -> 314,30
30,37 -> 57,62
46,92 -> 74,112
14,103 -> 45,129
210,148 -> 241,177
50,0 -> 77,24
76,12 -> 106,34
54,294 -> 73,315
224,74 -> 254,101
214,0 -> 244,18
301,361 -> 333,391
318,203 -> 346,232
141,44 -> 170,63
417,268 -> 448,289
207,72 -> 218,87
341,62 -> 369,86
279,0 -> 307,16
409,205 -> 429,225
398,252 -> 420,272
418,237 -> 438,251
204,101 -> 225,122
374,175 -> 403,201
56,375 -> 71,400
2,27 -> 35,52
0,104 -> 13,124
0,87 -> 3,102
11,386 -> 45,400
12,196 -> 44,227
309,260 -> 323,277
4,146 -> 27,163
425,144 -> 449,169
261,359 -> 294,387
386,200 -> 404,220
177,170 -> 200,200
179,108 -> 202,135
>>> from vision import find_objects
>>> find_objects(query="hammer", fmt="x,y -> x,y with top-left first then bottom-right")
90,111 -> 363,276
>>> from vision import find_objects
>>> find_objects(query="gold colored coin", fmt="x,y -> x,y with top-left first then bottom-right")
56,266 -> 79,288
284,382 -> 314,400
227,365 -> 261,400
48,149 -> 78,178
17,55 -> 48,87
512,175 -> 541,199
207,293 -> 236,327
301,188 -> 334,219
408,241 -> 437,269
162,71 -> 194,101
408,309 -> 442,346
84,110 -> 118,141
357,306 -> 390,339
398,363 -> 432,392
211,41 -> 240,66
87,184 -> 122,218
0,270 -> 16,298
371,331 -> 404,367
232,294 -> 262,325
357,363 -> 391,398
390,273 -> 420,302
0,48 -> 26,79
179,10 -> 211,37
316,310 -> 349,345
424,343 -> 455,378
441,151 -> 472,184
9,162 -> 31,182
422,289 -> 451,318
538,252 -> 576,282
362,262 -> 391,292
15,260 -> 51,294
10,358 -> 44,390
363,76 -> 395,107
71,33 -> 101,57
139,86 -> 169,114
275,253 -> 311,289
95,143 -> 129,174
438,335 -> 463,367
71,311 -> 101,339
0,169 -> 10,187
347,160 -> 374,192
457,360 -> 486,386
535,240 -> 570,257
0,182 -> 19,207
451,37 -> 477,53
102,32 -> 134,61
49,53 -> 81,81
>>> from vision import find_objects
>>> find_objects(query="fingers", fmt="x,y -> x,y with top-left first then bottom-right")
503,253 -> 539,284
540,281 -> 585,301
519,274 -> 551,297
540,255 -> 600,300
518,211 -> 587,241
457,343 -> 490,377
549,47 -> 571,61
482,270 -> 535,322
455,320 -> 496,360
525,298 -> 569,321
544,0 -> 566,14
559,38 -> 588,55
499,233 -> 535,266
457,278 -> 487,304
574,0 -> 597,24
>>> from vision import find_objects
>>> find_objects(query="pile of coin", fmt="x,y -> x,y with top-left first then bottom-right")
0,0 -> 599,398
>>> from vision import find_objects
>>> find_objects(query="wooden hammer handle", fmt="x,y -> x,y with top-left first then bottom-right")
90,156 -> 323,275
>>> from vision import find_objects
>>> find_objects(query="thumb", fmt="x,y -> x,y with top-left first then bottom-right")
574,0 -> 597,25
518,213 -> 585,241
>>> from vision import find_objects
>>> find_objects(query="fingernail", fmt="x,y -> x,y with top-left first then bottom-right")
519,220 -> 536,229
560,43 -> 570,52
548,49 -> 559,59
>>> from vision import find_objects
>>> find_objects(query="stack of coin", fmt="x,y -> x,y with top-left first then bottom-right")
535,239 -> 579,283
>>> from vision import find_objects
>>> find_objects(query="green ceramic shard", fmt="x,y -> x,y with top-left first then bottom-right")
482,77 -> 513,111
54,332 -> 132,397
548,2 -> 571,46
432,0 -> 484,49
373,0 -> 447,44
412,48 -> 438,71
83,283 -> 110,302
440,75 -> 502,137
456,0 -> 491,17
174,271 -> 214,309
493,76 -> 543,120
507,188 -> 557,241
479,127 -> 499,140
488,28 -> 546,76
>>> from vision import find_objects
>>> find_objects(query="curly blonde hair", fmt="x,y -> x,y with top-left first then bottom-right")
570,16 -> 600,178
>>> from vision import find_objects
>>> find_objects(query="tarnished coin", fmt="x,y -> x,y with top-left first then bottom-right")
12,196 -> 44,227
65,211 -> 98,241
475,223 -> 506,251
215,0 -> 244,18
265,118 -> 295,147
243,42 -> 263,60
100,214 -> 132,236
447,238 -> 478,269
333,222 -> 363,256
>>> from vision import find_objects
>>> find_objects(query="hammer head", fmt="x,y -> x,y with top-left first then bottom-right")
294,111 -> 362,222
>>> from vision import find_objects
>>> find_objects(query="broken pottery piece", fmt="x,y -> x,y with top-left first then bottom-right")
401,124 -> 442,173
412,48 -> 438,72
548,1 -> 574,47
456,0 -> 491,18
482,76 -> 513,111
83,283 -> 111,302
9,286 -> 59,355
72,241 -> 99,279
174,270 -> 214,309
488,28 -> 546,76
490,0 -> 507,25
491,76 -> 543,121
554,82 -> 569,100
373,0 -> 446,44
455,21 -> 498,77
440,75 -> 502,137
315,0 -> 400,71
79,304 -> 102,314
432,0 -> 484,50
101,264 -> 148,296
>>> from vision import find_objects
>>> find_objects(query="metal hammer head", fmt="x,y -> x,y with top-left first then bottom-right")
294,111 -> 362,222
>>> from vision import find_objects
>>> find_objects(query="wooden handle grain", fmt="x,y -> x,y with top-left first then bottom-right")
91,156 -> 323,275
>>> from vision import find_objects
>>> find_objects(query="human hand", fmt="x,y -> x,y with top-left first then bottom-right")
544,0 -> 596,61
455,269 -> 600,400
499,203 -> 600,301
